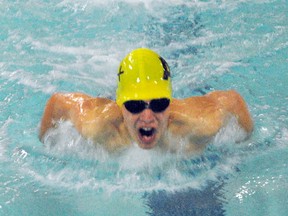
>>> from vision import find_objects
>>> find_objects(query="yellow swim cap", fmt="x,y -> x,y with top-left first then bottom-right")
116,48 -> 172,106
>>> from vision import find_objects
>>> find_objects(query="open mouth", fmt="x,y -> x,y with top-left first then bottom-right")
139,127 -> 155,137
138,127 -> 156,146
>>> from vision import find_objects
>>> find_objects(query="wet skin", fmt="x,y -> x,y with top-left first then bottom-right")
121,101 -> 170,149
39,90 -> 253,153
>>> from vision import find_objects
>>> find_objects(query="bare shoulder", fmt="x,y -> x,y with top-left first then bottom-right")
78,97 -> 129,151
168,90 -> 253,149
170,90 -> 250,118
49,92 -> 112,105
47,92 -> 118,113
205,90 -> 245,106
42,92 -> 128,150
168,93 -> 224,138
49,92 -> 92,101
44,92 -> 122,133
58,93 -> 122,129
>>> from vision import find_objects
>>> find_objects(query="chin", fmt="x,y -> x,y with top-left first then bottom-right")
138,141 -> 157,150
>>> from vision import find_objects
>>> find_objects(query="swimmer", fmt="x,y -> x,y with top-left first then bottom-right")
39,48 -> 253,153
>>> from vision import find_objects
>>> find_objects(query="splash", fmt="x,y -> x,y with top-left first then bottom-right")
36,120 -> 245,194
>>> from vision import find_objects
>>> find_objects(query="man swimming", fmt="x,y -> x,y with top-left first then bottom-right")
39,48 -> 253,153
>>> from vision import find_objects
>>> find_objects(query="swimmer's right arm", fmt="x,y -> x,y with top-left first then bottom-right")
39,93 -> 91,140
39,93 -> 129,150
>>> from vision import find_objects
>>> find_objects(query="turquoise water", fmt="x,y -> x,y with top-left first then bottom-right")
1,0 -> 287,215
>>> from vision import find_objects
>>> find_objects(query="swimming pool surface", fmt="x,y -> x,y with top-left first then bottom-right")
1,0 -> 287,215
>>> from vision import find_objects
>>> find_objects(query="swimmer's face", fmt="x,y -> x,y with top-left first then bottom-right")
121,99 -> 170,149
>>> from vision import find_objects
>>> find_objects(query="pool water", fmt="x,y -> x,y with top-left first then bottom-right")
1,0 -> 287,215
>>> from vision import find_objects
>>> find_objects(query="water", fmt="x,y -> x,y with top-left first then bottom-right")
1,0 -> 287,215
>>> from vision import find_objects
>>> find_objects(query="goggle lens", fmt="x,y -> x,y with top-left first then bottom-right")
124,98 -> 170,114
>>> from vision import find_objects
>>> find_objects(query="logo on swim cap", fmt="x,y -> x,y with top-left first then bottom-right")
116,48 -> 172,106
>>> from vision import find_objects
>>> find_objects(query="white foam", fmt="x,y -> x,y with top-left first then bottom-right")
38,120 -> 247,193
0,69 -> 57,94
0,117 -> 14,161
213,116 -> 248,146
42,120 -> 109,162
56,0 -> 267,12
276,127 -> 288,149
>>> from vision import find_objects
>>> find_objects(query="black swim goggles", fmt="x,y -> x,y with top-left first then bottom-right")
124,98 -> 170,114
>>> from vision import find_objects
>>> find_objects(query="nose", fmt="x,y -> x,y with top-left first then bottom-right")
139,108 -> 155,123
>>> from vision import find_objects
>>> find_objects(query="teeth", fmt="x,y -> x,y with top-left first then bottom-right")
143,127 -> 152,131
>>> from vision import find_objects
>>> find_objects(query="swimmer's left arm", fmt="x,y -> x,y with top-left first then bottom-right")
168,90 -> 253,147
207,90 -> 253,134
